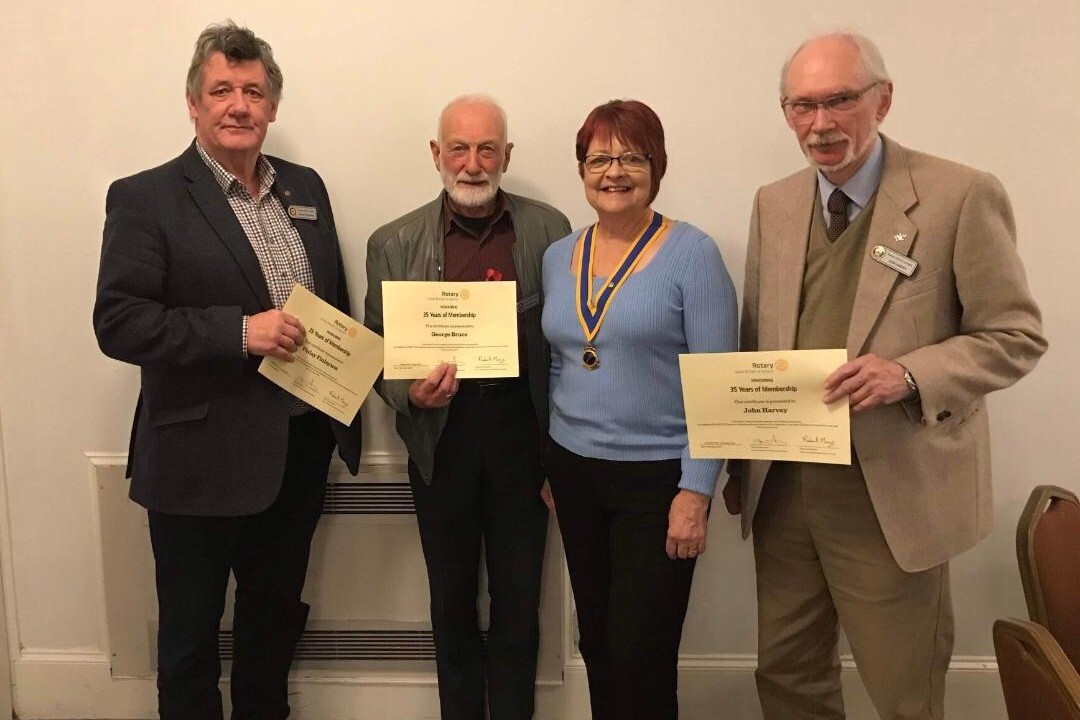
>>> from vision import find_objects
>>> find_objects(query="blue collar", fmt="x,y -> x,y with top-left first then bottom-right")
817,135 -> 884,221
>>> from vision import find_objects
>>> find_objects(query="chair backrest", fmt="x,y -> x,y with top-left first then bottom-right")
994,618 -> 1080,720
1017,485 -> 1080,667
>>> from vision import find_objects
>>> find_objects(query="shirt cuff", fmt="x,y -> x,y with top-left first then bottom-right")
242,315 -> 249,359
678,459 -> 725,497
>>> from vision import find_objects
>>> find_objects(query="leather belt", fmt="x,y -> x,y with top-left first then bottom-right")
456,377 -> 528,399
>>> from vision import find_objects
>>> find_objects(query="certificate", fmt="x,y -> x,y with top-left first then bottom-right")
382,281 -> 518,379
258,285 -> 384,426
679,349 -> 851,464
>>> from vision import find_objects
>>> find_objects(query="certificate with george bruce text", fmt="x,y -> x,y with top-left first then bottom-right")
679,349 -> 851,464
381,281 -> 519,380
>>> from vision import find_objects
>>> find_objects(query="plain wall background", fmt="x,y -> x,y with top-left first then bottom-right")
0,0 -> 1077,714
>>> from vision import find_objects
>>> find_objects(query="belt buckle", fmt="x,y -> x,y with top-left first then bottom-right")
463,377 -> 520,399
475,379 -> 504,398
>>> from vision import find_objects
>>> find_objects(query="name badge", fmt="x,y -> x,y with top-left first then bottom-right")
870,245 -> 918,277
288,205 -> 318,221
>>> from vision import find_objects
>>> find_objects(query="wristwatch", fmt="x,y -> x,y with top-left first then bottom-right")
902,367 -> 919,400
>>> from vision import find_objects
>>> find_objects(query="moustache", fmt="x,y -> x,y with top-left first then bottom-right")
454,171 -> 491,183
806,132 -> 849,147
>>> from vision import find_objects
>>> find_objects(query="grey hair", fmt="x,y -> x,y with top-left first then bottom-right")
185,20 -> 283,101
779,31 -> 890,99
437,94 -> 509,142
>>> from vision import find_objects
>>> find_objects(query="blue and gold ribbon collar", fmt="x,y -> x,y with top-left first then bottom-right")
575,211 -> 667,370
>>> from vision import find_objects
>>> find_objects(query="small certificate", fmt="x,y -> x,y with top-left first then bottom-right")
382,281 -> 518,379
679,349 -> 851,464
258,285 -> 384,426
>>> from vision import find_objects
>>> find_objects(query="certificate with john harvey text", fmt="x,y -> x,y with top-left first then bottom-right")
382,281 -> 518,379
679,349 -> 851,464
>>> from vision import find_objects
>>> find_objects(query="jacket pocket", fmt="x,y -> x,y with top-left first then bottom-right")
890,268 -> 944,303
150,401 -> 209,427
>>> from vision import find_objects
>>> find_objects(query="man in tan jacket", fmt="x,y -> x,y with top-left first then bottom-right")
725,32 -> 1046,719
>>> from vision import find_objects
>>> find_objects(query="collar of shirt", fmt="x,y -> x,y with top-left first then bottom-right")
195,140 -> 277,200
817,134 -> 884,223
441,189 -> 509,240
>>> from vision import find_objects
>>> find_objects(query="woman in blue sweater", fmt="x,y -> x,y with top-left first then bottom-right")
541,99 -> 738,720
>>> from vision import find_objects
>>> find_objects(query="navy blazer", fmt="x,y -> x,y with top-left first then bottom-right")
94,142 -> 361,516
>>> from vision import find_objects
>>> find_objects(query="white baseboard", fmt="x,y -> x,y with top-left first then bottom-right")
554,658 -> 1007,720
10,651 -> 1006,719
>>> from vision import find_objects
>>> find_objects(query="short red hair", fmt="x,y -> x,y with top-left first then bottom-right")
575,99 -> 667,203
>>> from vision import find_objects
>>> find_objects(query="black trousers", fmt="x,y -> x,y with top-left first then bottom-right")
408,382 -> 548,720
147,411 -> 335,720
545,440 -> 697,720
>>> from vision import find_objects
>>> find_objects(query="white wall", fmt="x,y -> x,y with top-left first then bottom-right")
0,0 -> 1077,717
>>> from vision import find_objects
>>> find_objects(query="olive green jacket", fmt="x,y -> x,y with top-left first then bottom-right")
364,191 -> 571,482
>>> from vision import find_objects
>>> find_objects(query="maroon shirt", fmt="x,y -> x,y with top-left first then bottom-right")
441,191 -> 526,374
441,191 -> 519,287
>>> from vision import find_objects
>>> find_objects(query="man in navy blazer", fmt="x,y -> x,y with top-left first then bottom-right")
93,21 -> 359,720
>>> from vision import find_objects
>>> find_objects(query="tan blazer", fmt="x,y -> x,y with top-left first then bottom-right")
737,136 -> 1046,572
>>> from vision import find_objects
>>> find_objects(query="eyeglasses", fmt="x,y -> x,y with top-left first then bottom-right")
582,152 -> 651,174
781,82 -> 881,123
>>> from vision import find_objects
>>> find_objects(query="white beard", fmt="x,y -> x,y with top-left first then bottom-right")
442,167 -> 502,211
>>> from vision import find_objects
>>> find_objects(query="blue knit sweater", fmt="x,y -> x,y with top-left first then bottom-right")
541,221 -> 738,496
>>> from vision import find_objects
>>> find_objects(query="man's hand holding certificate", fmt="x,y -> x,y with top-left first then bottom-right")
258,285 -> 384,426
382,281 -> 519,379
679,349 -> 851,464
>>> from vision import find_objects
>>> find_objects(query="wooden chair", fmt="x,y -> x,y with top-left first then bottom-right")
1017,485 -> 1080,667
994,618 -> 1080,720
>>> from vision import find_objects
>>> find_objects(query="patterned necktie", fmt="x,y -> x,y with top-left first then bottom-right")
826,188 -> 851,242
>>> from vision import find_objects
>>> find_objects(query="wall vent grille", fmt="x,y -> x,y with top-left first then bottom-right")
217,629 -> 487,661
324,482 -> 415,515
220,629 -> 432,660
